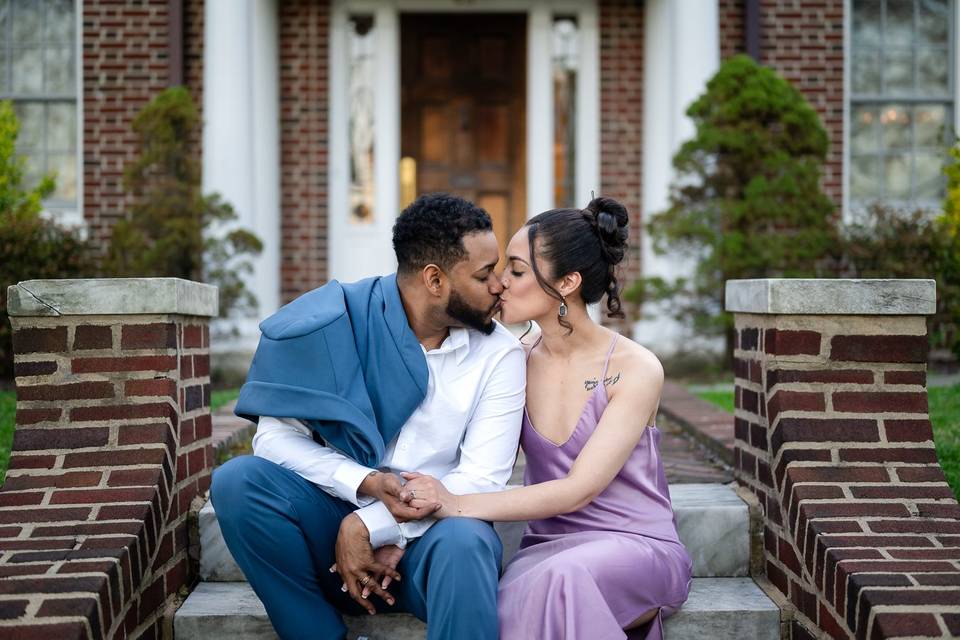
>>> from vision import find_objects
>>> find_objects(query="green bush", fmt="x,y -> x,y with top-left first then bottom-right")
102,87 -> 262,319
841,203 -> 960,358
0,101 -> 95,379
628,55 -> 839,356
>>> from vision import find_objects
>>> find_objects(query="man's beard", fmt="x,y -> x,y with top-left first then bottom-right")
447,289 -> 497,335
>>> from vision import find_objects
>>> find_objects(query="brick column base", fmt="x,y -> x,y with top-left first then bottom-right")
1,278 -> 217,639
728,279 -> 960,640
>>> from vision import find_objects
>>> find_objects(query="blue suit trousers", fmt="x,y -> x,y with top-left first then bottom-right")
210,455 -> 503,640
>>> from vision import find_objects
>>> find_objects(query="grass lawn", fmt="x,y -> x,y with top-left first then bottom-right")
0,387 -> 241,486
0,391 -> 13,485
692,385 -> 960,499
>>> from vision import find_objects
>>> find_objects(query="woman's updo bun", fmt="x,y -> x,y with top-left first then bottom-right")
583,197 -> 629,267
524,196 -> 631,331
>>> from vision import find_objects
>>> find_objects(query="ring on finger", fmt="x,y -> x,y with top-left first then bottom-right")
409,489 -> 417,499
359,574 -> 371,586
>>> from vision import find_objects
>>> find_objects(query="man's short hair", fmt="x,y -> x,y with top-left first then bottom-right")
392,193 -> 493,273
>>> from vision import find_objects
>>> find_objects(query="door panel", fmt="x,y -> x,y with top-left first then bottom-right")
401,13 -> 526,259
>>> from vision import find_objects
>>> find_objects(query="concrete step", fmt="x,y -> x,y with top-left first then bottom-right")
199,483 -> 750,582
175,577 -> 779,640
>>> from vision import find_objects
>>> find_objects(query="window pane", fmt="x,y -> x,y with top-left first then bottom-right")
45,46 -> 74,93
917,47 -> 949,94
851,106 -> 880,153
914,153 -> 945,200
885,0 -> 916,46
48,151 -> 75,200
13,101 -> 43,150
47,102 -> 75,150
852,48 -> 881,94
45,0 -> 74,45
883,49 -> 914,95
348,15 -> 375,224
915,104 -> 948,148
20,150 -> 44,188
851,155 -> 881,200
881,104 -> 912,149
853,0 -> 882,47
917,0 -> 950,44
11,0 -> 42,46
885,154 -> 912,198
11,46 -> 43,93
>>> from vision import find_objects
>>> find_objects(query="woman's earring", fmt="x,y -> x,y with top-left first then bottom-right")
558,298 -> 568,318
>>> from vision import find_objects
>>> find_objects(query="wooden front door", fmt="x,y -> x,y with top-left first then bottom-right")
401,13 -> 526,258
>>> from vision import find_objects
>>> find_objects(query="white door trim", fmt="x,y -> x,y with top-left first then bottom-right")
328,0 -> 599,282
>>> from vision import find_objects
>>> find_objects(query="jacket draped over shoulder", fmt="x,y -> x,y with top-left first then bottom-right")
234,274 -> 428,467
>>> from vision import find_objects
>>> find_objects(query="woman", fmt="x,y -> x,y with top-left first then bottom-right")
403,197 -> 692,640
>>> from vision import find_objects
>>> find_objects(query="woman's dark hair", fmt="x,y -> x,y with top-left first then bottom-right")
393,192 -> 492,273
526,196 -> 629,332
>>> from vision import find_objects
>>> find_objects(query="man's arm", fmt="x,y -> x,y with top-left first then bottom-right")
253,416 -> 434,527
383,344 -> 527,544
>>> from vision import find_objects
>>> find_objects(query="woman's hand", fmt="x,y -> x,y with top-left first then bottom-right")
401,472 -> 456,518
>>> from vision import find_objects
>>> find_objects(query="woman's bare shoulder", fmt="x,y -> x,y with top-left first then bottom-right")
519,327 -> 542,355
611,335 -> 664,388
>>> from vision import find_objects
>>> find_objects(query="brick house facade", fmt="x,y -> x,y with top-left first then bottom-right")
5,0 -> 956,354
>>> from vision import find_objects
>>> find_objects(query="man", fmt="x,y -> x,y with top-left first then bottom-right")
210,193 -> 525,640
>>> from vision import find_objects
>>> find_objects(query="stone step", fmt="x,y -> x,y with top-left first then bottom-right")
199,483 -> 750,582
175,577 -> 780,640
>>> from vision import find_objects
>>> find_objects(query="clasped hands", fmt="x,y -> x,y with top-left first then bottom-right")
329,470 -> 452,615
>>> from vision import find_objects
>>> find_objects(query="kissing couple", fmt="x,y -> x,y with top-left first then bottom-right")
211,193 -> 692,640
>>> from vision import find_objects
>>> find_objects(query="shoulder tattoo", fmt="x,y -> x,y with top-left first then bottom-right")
584,371 -> 621,391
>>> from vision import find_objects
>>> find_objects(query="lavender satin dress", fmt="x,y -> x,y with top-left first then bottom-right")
498,335 -> 692,640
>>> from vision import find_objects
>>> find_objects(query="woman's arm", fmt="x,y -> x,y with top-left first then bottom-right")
404,347 -> 664,522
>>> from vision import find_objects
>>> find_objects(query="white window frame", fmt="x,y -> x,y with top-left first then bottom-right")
0,0 -> 83,229
843,0 -> 960,221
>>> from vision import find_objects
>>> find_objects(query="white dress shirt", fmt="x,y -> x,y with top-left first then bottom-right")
251,322 -> 526,548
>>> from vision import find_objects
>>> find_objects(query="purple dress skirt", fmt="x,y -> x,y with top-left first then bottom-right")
497,336 -> 692,640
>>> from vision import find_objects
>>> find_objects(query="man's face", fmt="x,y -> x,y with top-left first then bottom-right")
444,231 -> 503,335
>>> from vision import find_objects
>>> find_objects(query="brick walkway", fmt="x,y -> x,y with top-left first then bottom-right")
210,389 -> 734,486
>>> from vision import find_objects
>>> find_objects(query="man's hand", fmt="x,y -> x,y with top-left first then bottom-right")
332,513 -> 401,614
359,471 -> 440,522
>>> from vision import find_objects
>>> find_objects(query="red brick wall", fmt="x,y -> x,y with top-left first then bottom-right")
718,0 -> 845,209
733,314 -> 960,639
82,0 -> 204,254
0,304 -> 213,638
278,0 -> 331,304
599,0 -> 643,320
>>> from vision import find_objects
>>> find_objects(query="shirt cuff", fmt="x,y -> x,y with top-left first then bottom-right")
331,459 -> 377,506
353,501 -> 404,549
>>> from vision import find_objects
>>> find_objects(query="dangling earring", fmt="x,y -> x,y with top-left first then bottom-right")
558,297 -> 568,318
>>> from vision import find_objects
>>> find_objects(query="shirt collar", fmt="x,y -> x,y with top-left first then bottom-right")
423,327 -> 471,365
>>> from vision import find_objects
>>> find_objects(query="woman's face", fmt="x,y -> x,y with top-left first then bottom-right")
498,227 -> 558,325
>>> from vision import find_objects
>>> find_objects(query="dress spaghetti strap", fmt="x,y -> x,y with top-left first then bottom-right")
599,333 -> 619,380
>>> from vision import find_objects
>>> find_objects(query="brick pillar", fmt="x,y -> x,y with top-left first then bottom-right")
1,278 -> 217,639
727,279 -> 960,640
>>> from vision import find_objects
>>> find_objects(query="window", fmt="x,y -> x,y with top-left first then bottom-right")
849,0 -> 955,209
0,0 -> 78,219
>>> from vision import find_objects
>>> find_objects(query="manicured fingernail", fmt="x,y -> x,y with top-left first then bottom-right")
341,584 -> 348,592
328,567 -> 335,573
361,593 -> 368,599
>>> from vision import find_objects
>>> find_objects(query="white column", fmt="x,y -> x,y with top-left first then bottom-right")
203,0 -> 281,353
575,2 -> 600,209
635,0 -> 720,356
527,2 -> 554,217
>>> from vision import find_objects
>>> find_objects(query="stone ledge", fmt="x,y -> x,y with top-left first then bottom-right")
7,278 -> 219,318
725,279 -> 936,316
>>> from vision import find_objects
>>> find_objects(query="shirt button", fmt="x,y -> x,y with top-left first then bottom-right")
400,443 -> 408,451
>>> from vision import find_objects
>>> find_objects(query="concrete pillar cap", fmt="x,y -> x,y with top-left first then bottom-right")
7,278 -> 219,317
725,278 -> 936,315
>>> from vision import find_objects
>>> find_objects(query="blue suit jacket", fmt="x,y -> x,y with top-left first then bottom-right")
234,274 -> 429,467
